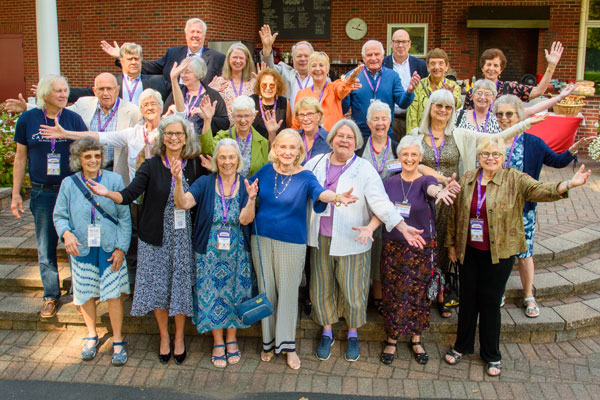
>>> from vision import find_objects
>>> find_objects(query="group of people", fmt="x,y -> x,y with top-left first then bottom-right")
7,18 -> 595,377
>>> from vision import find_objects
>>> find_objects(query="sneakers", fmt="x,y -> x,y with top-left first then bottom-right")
40,299 -> 58,318
345,337 -> 360,362
316,335 -> 335,360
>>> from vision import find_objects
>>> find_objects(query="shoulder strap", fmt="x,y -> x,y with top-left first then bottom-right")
456,108 -> 466,126
70,175 -> 120,226
310,153 -> 328,172
253,221 -> 268,294
229,128 -> 233,139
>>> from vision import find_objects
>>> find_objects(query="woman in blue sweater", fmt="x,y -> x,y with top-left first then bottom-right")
493,95 -> 594,317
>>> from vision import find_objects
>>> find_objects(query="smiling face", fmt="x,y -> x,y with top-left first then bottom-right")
232,108 -> 255,134
140,96 -> 162,122
185,22 -> 205,53
362,42 -> 384,73
80,149 -> 102,176
367,110 -> 390,140
308,57 -> 329,83
478,144 -> 504,175
391,29 -> 411,62
296,106 -> 321,132
495,103 -> 520,130
293,43 -> 312,75
180,66 -> 200,87
259,74 -> 277,100
427,58 -> 448,81
331,125 -> 357,161
216,145 -> 239,177
93,73 -> 120,112
162,122 -> 186,154
275,135 -> 300,167
399,144 -> 423,173
45,80 -> 69,110
229,49 -> 247,74
473,88 -> 494,112
429,102 -> 453,126
482,57 -> 503,82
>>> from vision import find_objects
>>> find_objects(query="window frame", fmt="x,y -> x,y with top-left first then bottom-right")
386,23 -> 428,58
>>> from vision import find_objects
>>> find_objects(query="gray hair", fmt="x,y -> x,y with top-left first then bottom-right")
138,89 -> 164,114
231,95 -> 256,114
361,40 -> 385,57
366,100 -> 391,122
119,42 -> 142,59
36,74 -> 69,110
326,119 -> 364,149
397,135 -> 424,156
69,136 -> 106,172
211,138 -> 243,173
472,79 -> 498,98
291,41 -> 314,57
476,136 -> 507,156
152,114 -> 202,159
185,18 -> 207,34
419,89 -> 456,137
187,56 -> 207,82
492,94 -> 525,121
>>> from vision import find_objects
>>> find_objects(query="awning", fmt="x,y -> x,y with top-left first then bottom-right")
467,6 -> 550,29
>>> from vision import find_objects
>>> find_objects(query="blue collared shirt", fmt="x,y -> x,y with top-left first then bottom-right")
122,74 -> 143,105
299,127 -> 331,166
89,99 -> 120,161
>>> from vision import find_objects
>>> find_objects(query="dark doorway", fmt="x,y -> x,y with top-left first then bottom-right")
478,28 -> 539,82
0,34 -> 26,102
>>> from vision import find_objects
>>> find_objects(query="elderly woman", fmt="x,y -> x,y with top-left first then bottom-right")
87,114 -> 207,365
198,95 -> 269,177
406,48 -> 462,133
456,79 -> 501,133
445,136 -> 591,376
293,52 -> 362,131
493,95 -> 594,317
295,96 -> 331,164
305,119 -> 426,363
209,43 -> 257,125
53,137 -> 131,365
170,138 -> 258,368
463,43 -> 563,109
167,56 -> 229,134
250,68 -> 291,139
248,129 -> 358,370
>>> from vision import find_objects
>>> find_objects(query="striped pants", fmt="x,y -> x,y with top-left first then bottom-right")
310,235 -> 371,329
251,235 -> 306,354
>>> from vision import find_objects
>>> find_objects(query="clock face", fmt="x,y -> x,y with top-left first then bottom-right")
346,18 -> 367,41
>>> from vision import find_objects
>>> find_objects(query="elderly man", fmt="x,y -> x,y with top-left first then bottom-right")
11,75 -> 88,318
101,18 -> 225,88
259,24 -> 315,107
343,40 -> 419,140
382,29 -> 428,141
69,43 -> 169,104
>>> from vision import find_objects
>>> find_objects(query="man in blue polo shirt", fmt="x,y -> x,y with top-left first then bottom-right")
343,40 -> 420,141
11,74 -> 88,318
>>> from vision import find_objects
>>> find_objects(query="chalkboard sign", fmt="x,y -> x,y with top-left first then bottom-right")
260,0 -> 331,40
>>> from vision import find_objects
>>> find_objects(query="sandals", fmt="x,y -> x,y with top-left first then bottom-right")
408,340 -> 429,365
225,341 -> 241,365
373,299 -> 384,316
81,336 -> 99,361
286,351 -> 301,370
437,301 -> 452,318
486,361 -> 503,376
523,297 -> 540,318
380,340 -> 397,365
211,344 -> 227,368
444,348 -> 463,365
112,341 -> 128,366
260,350 -> 274,362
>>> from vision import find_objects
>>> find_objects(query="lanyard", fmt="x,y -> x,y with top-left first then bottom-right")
236,130 -> 252,153
142,126 -> 153,159
296,75 -> 310,90
428,128 -> 446,168
43,108 -> 61,152
80,171 -> 100,223
400,176 -> 415,203
96,98 -> 120,132
425,78 -> 445,96
324,154 -> 357,189
231,77 -> 243,97
164,156 -> 187,187
476,170 -> 486,218
123,75 -> 140,102
363,68 -> 383,99
259,96 -> 277,122
302,131 -> 317,162
503,135 -> 520,168
218,173 -> 239,224
472,110 -> 490,133
185,87 -> 203,119
368,136 -> 390,174
311,82 -> 328,103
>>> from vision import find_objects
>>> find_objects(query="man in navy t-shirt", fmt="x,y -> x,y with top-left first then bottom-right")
11,74 -> 87,318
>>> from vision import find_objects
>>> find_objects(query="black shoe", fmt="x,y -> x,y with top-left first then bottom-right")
380,340 -> 397,365
159,351 -> 171,364
174,348 -> 187,365
409,340 -> 429,365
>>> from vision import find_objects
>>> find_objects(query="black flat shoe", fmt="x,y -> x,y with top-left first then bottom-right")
159,351 -> 171,364
380,340 -> 397,365
174,348 -> 187,365
409,340 -> 429,365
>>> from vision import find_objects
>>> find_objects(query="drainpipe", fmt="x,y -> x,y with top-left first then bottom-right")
35,0 -> 61,78
576,0 -> 588,80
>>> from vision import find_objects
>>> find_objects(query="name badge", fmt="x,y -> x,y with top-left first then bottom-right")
217,229 -> 231,250
470,218 -> 484,242
387,162 -> 402,173
321,203 -> 332,218
174,209 -> 186,230
395,201 -> 411,218
88,225 -> 101,247
47,153 -> 61,176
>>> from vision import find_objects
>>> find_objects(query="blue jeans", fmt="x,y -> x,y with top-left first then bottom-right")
29,189 -> 61,300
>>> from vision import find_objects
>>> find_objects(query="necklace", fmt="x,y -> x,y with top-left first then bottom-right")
274,171 -> 293,199
400,175 -> 415,203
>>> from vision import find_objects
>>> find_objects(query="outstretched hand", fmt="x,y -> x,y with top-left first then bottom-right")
407,71 -> 421,93
4,93 -> 27,114
259,25 -> 278,55
545,41 -> 563,67
352,226 -> 374,245
528,113 -> 549,125
100,40 -> 121,59
199,95 -> 217,121
86,180 -> 110,197
346,64 -> 364,83
263,109 -> 283,134
252,61 -> 268,80
445,173 -> 461,194
569,164 -> 592,189
39,121 -> 66,139
337,187 -> 359,205
397,221 -> 426,249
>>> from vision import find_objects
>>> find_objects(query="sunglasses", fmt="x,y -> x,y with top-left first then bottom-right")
260,83 -> 276,90
495,111 -> 515,119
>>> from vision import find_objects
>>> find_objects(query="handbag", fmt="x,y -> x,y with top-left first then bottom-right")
235,221 -> 275,325
444,261 -> 460,308
425,201 -> 444,301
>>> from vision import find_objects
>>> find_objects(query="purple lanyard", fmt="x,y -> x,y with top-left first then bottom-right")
311,82 -> 328,103
218,173 -> 239,224
123,75 -> 140,102
43,108 -> 61,152
143,127 -> 153,159
368,136 -> 390,174
426,78 -> 445,96
231,77 -> 243,97
476,170 -> 486,218
296,75 -> 310,90
236,130 -> 252,151
302,131 -> 314,161
185,87 -> 203,119
324,154 -> 357,189
259,96 -> 277,121
163,156 -> 187,187
80,171 -> 100,223
428,128 -> 446,168
472,110 -> 490,133
503,135 -> 520,168
363,68 -> 383,99
96,98 -> 120,132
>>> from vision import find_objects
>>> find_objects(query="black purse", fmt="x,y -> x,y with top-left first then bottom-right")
425,200 -> 444,301
444,261 -> 460,308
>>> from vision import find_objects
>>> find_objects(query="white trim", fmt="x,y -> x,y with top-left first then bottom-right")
386,23 -> 428,58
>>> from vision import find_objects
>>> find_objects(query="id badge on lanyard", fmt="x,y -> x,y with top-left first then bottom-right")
470,218 -> 484,242
321,203 -> 332,218
395,201 -> 411,218
88,225 -> 101,247
174,209 -> 186,229
217,229 -> 231,250
47,153 -> 61,176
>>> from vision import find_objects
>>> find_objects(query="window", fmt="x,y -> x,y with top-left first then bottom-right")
386,24 -> 428,58
578,0 -> 600,80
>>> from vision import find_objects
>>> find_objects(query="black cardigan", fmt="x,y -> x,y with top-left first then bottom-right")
119,156 -> 208,246
164,83 -> 229,134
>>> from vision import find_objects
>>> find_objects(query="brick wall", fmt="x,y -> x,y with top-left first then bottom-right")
576,96 -> 599,156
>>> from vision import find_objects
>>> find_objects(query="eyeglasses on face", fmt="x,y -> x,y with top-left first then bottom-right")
260,83 -> 276,90
233,114 -> 254,120
297,112 -> 317,120
391,40 -> 410,46
479,151 -> 502,159
164,131 -> 185,137
433,103 -> 453,111
141,102 -> 159,109
495,111 -> 515,119
474,90 -> 494,98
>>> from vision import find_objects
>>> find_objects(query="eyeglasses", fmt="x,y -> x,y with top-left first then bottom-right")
164,131 -> 185,137
297,111 -> 318,120
82,154 -> 102,160
479,151 -> 502,159
260,83 -> 276,90
233,114 -> 254,120
474,91 -> 494,98
495,111 -> 515,119
141,102 -> 159,109
433,103 -> 453,111
391,40 -> 411,46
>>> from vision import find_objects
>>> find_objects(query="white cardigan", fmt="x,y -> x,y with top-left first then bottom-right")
305,154 -> 403,256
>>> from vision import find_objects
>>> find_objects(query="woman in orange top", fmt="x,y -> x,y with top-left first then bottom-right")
293,52 -> 362,131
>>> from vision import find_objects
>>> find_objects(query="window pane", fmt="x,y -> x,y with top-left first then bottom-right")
585,28 -> 600,81
590,0 -> 600,20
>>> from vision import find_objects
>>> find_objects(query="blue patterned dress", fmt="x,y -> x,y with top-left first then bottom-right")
193,192 -> 254,333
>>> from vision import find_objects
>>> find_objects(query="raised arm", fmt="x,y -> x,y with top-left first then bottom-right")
170,59 -> 192,113
171,159 -> 197,210
529,42 -> 563,100
523,84 -> 576,118
239,178 -> 259,225
39,121 -> 99,141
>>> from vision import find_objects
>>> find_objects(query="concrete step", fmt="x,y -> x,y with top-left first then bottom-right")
0,262 -> 72,292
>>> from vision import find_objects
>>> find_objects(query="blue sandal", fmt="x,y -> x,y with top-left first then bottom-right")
81,336 -> 98,361
112,341 -> 128,366
225,341 -> 241,365
211,344 -> 227,368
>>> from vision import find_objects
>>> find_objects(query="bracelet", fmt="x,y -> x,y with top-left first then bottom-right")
547,68 -> 555,74
334,193 -> 342,207
566,180 -> 571,190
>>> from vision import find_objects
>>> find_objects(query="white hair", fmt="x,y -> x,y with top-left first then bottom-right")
473,79 -> 498,98
138,88 -> 164,113
397,135 -> 424,155
418,89 -> 456,137
327,119 -> 364,149
231,95 -> 256,114
211,138 -> 243,173
185,18 -> 207,34
291,41 -> 314,57
366,100 -> 391,121
36,74 -> 69,110
361,40 -> 385,57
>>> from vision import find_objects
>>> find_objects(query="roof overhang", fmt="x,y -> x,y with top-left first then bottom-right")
467,6 -> 550,29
